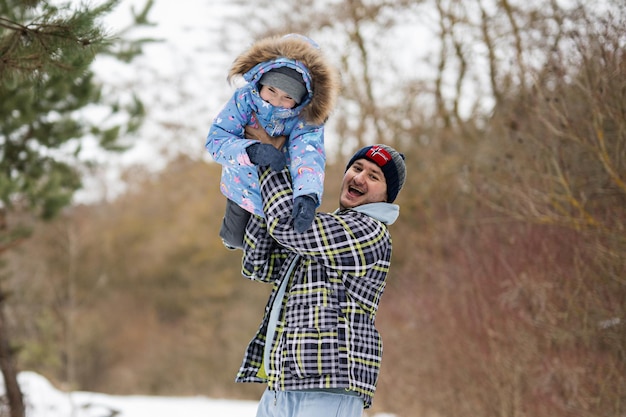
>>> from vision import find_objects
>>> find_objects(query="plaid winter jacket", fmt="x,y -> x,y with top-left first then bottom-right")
236,167 -> 399,409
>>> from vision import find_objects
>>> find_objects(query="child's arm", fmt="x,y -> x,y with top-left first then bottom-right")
205,91 -> 256,166
287,127 -> 326,205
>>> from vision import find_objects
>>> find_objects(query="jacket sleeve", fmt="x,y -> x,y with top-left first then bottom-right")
286,128 -> 326,205
241,214 -> 288,283
257,167 -> 390,277
205,89 -> 257,167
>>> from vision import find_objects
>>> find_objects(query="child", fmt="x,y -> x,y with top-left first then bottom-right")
205,34 -> 340,249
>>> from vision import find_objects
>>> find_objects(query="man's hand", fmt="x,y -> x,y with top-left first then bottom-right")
246,143 -> 286,171
292,194 -> 317,233
245,114 -> 286,150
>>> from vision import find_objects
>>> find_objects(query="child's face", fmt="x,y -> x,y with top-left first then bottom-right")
260,85 -> 298,109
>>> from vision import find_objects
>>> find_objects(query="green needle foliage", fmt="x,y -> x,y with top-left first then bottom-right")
0,0 -> 151,227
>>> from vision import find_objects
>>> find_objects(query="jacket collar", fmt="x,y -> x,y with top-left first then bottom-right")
341,202 -> 400,225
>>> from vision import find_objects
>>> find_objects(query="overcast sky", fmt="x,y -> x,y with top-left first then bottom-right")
75,1 -> 247,202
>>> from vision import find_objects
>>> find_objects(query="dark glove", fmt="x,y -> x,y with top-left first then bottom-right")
292,194 -> 317,233
246,143 -> 286,171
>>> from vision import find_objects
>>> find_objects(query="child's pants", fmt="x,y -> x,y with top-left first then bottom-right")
219,198 -> 251,250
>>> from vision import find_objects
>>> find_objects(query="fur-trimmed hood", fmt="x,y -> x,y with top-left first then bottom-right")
228,34 -> 340,126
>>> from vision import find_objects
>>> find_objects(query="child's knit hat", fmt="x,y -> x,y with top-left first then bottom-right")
259,67 -> 307,104
346,144 -> 407,203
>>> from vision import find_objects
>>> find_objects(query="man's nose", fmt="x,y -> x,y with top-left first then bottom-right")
353,171 -> 365,184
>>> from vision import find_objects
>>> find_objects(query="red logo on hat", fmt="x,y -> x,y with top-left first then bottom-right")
366,146 -> 391,167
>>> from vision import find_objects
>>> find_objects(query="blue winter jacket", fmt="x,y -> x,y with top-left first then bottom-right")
205,35 -> 339,216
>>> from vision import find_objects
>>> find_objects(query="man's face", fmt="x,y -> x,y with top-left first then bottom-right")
339,159 -> 388,209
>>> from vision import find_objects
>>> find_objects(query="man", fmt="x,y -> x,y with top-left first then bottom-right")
238,141 -> 406,417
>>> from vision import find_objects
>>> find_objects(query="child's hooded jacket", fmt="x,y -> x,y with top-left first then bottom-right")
206,34 -> 340,216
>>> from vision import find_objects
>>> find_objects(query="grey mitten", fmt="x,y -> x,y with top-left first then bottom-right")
292,194 -> 317,233
246,143 -> 286,171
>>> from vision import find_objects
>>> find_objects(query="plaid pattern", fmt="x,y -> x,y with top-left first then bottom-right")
236,168 -> 393,409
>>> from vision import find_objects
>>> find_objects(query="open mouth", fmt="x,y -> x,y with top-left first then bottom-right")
348,186 -> 364,196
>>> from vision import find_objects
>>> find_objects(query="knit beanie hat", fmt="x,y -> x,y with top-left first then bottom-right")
259,67 -> 307,104
346,144 -> 406,203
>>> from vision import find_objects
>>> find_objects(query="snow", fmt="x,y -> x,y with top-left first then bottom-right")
14,372 -> 258,417
10,372 -> 396,417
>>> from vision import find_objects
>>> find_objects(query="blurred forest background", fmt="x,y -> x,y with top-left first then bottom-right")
1,0 -> 625,417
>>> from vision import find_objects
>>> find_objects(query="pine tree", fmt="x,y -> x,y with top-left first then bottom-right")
0,1 -> 153,415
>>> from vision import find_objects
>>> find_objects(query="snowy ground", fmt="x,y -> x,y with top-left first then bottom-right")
12,372 -> 257,417
8,372 -> 396,417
